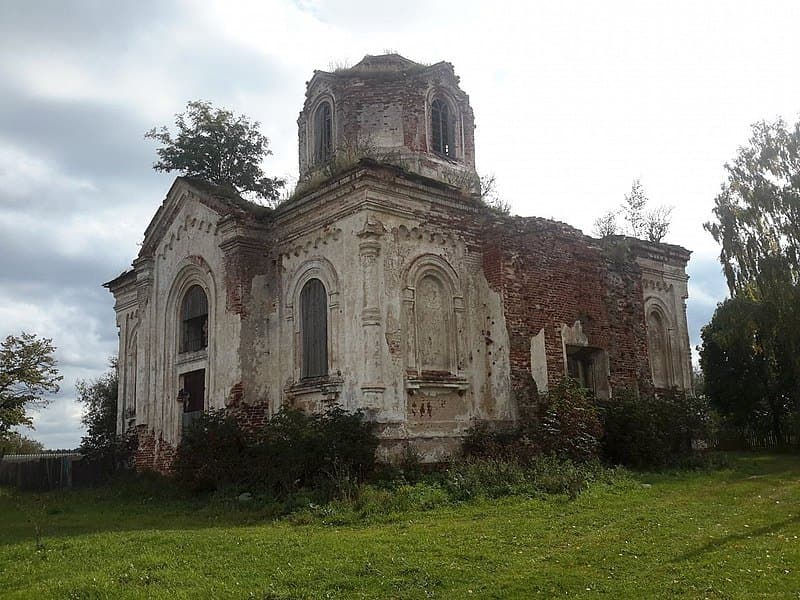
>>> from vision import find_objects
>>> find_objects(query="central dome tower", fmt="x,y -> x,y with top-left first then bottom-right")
297,54 -> 476,188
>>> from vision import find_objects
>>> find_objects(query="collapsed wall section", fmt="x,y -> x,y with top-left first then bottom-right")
481,215 -> 652,399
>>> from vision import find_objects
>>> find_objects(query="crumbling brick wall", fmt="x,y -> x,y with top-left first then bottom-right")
299,58 -> 476,178
134,425 -> 176,475
480,215 -> 651,397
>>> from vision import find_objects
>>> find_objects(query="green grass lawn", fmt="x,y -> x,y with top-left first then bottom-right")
1,454 -> 799,599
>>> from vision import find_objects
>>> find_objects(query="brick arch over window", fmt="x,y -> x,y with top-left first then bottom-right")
313,100 -> 333,165
307,94 -> 336,168
645,300 -> 673,388
403,255 -> 465,375
426,90 -> 462,160
287,258 -> 340,381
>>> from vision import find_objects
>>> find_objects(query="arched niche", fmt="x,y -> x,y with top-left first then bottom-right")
644,299 -> 673,389
403,254 -> 465,376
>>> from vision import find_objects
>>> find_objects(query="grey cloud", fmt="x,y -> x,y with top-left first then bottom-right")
0,228 -> 127,289
686,255 -> 728,352
177,45 -> 298,100
26,394 -> 86,451
0,89 -> 156,183
0,0 -> 179,53
0,46 -> 295,189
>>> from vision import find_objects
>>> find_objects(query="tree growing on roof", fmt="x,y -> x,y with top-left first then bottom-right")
592,178 -> 674,242
145,101 -> 285,206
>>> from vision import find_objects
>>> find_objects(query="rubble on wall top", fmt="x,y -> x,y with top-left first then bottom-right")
311,53 -> 454,81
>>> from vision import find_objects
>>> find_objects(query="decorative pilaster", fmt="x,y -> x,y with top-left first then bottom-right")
357,217 -> 387,408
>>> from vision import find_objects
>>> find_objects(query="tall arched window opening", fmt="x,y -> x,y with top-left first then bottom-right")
300,278 -> 328,378
431,99 -> 454,157
314,101 -> 333,164
181,285 -> 208,353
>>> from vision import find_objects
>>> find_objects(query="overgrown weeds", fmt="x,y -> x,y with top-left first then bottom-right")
173,403 -> 379,500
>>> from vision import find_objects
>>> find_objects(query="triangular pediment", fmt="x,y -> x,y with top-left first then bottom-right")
138,177 -> 268,259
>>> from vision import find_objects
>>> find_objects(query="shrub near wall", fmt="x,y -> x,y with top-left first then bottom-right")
173,410 -> 249,491
599,387 -> 710,468
172,405 -> 379,497
463,378 -> 602,463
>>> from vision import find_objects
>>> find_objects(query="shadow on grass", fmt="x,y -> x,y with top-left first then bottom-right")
675,513 -> 800,562
2,453 -> 798,547
0,480 -> 292,546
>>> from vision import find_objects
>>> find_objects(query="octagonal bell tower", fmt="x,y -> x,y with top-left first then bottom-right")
297,54 -> 476,188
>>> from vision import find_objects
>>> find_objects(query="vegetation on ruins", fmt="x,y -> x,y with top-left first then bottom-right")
173,404 -> 379,498
145,100 -> 285,205
464,380 -> 709,469
0,333 -> 61,442
701,116 -> 800,447
592,178 -> 674,242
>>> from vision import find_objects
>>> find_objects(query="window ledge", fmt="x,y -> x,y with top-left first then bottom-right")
286,375 -> 344,399
406,372 -> 468,394
176,348 -> 207,365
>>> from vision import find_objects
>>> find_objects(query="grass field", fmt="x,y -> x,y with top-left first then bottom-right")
1,454 -> 799,599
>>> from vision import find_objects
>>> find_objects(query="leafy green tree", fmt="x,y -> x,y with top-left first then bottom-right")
0,333 -> 62,437
702,117 -> 800,444
77,361 -> 117,456
77,360 -> 135,468
700,297 -> 778,438
0,431 -> 45,455
145,100 -> 285,204
705,117 -> 800,294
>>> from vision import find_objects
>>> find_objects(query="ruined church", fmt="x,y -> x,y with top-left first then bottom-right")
106,54 -> 692,471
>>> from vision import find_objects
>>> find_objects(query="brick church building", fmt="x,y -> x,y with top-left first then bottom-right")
105,54 -> 692,471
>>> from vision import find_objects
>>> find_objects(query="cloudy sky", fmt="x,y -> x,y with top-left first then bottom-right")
2,0 -> 798,449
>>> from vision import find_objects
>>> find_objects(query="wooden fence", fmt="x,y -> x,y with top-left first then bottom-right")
712,428 -> 800,451
0,454 -> 82,491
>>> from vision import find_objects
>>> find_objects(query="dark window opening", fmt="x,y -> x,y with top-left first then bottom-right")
181,285 -> 208,353
300,278 -> 328,379
431,99 -> 454,157
566,345 -> 610,399
180,369 -> 205,430
314,102 -> 333,164
181,369 -> 205,413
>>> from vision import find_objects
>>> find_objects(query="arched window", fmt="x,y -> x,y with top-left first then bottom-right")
416,274 -> 450,372
181,285 -> 208,353
647,310 -> 669,388
431,98 -> 454,157
300,278 -> 328,378
314,101 -> 333,164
